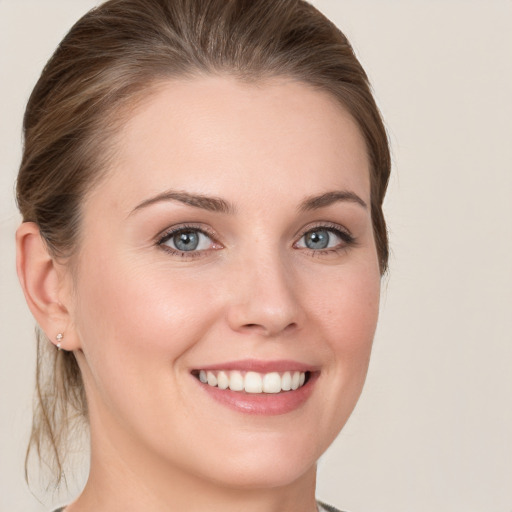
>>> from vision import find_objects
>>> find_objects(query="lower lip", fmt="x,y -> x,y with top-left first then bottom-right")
195,373 -> 319,415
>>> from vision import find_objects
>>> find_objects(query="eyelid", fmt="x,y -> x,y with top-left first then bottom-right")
294,221 -> 353,241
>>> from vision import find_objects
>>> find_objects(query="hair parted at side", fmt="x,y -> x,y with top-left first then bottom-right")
16,0 -> 390,489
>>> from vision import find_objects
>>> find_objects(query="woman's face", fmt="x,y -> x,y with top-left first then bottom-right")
67,76 -> 380,490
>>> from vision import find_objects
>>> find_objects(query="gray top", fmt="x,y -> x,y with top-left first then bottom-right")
317,501 -> 344,512
54,502 -> 343,512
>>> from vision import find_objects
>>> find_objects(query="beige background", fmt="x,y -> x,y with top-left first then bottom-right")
1,1 -> 511,511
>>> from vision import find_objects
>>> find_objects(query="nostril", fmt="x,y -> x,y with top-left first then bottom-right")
240,321 -> 298,336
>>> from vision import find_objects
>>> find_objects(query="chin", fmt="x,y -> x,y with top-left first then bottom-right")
176,428 -> 326,491
205,454 -> 317,491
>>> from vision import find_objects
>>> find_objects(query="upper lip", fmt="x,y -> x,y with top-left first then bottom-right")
192,359 -> 317,373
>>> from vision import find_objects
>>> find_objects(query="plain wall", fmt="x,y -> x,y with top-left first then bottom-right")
1,1 -> 511,511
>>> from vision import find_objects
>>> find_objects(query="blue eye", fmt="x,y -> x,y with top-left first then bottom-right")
296,226 -> 353,251
304,229 -> 331,249
159,228 -> 213,252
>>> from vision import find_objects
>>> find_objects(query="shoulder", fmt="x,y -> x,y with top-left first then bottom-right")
317,500 -> 347,512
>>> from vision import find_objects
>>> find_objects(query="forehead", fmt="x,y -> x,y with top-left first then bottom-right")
93,76 -> 370,212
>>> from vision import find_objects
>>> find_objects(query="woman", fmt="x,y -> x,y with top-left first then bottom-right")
15,0 -> 390,510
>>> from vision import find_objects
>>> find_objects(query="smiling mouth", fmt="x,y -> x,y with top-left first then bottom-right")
192,370 -> 311,394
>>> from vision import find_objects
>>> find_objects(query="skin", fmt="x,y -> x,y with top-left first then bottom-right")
17,76 -> 381,512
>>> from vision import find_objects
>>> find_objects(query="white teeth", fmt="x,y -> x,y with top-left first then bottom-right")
206,371 -> 217,387
244,372 -> 263,393
197,369 -> 308,393
291,371 -> 300,390
228,371 -> 244,391
217,370 -> 229,390
281,371 -> 292,391
262,372 -> 281,393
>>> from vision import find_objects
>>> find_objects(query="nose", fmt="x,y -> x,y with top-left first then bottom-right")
225,252 -> 303,338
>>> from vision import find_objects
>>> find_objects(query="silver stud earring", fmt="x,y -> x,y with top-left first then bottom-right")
56,333 -> 63,350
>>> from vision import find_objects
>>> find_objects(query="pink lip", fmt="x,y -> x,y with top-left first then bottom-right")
194,359 -> 317,373
192,360 -> 320,416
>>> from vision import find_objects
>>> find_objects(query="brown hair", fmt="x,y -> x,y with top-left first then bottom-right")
16,0 -> 390,489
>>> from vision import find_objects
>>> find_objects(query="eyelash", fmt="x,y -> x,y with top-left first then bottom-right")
295,223 -> 356,256
156,222 -> 356,258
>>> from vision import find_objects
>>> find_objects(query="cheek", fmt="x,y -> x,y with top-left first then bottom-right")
310,259 -> 380,401
284,259 -> 380,456
337,269 -> 380,378
71,251 -> 222,388
310,260 -> 380,351
70,252 -> 229,445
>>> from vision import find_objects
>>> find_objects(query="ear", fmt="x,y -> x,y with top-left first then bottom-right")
16,222 -> 81,351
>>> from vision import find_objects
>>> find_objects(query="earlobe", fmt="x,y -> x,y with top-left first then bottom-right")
15,222 -> 81,351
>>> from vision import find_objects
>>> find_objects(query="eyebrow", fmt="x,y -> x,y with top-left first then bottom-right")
130,188 -> 366,217
299,190 -> 368,211
130,190 -> 235,216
